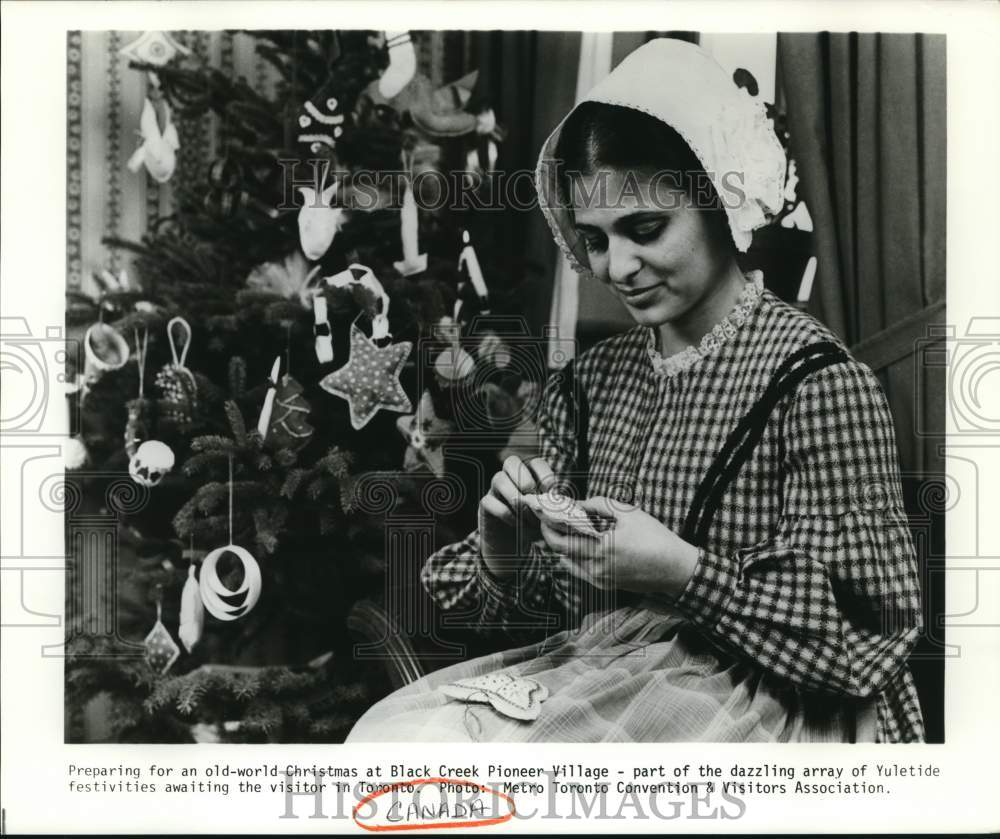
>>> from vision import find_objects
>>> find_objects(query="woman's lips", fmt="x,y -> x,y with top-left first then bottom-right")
619,283 -> 663,304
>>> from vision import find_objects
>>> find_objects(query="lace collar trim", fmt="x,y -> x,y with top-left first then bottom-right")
645,271 -> 765,378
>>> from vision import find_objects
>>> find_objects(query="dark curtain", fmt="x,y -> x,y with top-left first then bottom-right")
779,32 -> 947,742
465,31 -> 581,334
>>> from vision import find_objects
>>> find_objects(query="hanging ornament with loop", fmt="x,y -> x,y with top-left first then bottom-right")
199,455 -> 262,622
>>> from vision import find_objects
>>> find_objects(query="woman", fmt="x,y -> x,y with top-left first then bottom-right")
348,38 -> 924,743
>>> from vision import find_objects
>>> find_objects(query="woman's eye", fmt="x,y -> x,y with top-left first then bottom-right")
581,234 -> 606,253
631,221 -> 665,242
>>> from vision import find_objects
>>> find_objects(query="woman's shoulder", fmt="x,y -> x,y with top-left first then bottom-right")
568,325 -> 649,382
754,290 -> 886,403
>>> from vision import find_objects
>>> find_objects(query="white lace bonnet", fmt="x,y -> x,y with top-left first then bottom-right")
535,38 -> 787,281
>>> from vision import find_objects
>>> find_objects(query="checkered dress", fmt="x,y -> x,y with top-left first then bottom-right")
355,283 -> 924,744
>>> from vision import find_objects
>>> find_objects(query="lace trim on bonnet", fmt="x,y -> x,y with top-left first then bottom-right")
534,38 -> 787,281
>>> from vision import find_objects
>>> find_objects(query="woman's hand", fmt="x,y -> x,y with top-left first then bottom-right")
537,495 -> 700,598
478,456 -> 558,578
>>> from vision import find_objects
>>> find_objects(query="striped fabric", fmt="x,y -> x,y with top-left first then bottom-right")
353,280 -> 925,743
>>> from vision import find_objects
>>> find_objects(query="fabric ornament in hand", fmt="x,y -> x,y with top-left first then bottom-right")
522,490 -> 609,538
127,92 -> 180,183
298,178 -> 344,261
144,599 -> 180,675
396,390 -> 453,477
178,563 -> 204,653
377,31 -> 417,99
440,672 -> 549,722
155,317 -> 198,433
320,323 -> 412,430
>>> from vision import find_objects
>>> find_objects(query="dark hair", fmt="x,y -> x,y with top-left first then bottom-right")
552,101 -> 732,250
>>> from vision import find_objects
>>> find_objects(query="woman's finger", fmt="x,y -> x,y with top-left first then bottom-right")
480,492 -> 516,526
578,495 -> 627,520
490,470 -> 524,513
525,457 -> 557,493
502,455 -> 537,494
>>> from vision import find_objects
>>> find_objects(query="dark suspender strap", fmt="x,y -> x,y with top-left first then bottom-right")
558,359 -> 590,498
681,342 -> 849,548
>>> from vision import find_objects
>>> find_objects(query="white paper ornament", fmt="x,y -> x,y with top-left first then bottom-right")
127,96 -> 180,183
378,31 -> 417,99
83,322 -> 129,385
129,440 -> 175,487
393,167 -> 427,276
119,31 -> 190,67
199,544 -> 262,621
178,563 -> 205,653
256,356 -> 282,438
298,179 -> 343,261
440,672 -> 549,721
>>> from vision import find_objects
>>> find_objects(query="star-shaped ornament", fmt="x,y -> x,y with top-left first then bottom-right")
320,324 -> 412,429
396,391 -> 454,477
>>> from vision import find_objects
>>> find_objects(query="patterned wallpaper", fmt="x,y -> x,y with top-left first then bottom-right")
66,30 -> 449,298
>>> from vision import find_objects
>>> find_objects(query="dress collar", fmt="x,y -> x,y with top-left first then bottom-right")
645,270 -> 765,378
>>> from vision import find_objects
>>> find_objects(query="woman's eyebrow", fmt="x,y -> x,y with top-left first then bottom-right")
574,211 -> 668,233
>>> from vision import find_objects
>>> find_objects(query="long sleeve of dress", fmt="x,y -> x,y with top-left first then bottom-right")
673,360 -> 923,701
420,369 -> 585,640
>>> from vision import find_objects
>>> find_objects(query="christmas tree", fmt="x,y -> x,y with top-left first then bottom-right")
64,29 -> 540,743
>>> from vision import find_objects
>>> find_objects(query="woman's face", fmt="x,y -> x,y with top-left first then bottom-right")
570,168 -> 735,328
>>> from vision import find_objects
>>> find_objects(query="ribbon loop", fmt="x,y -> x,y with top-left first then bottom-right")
167,316 -> 192,367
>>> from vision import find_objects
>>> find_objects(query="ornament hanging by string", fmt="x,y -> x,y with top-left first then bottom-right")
144,587 -> 181,675
199,456 -> 262,621
124,327 -> 154,458
62,377 -> 88,470
126,328 -> 175,486
312,294 -> 334,363
393,153 -> 427,277
129,440 -> 175,487
378,31 -> 417,99
396,390 -> 454,477
476,331 -> 512,370
260,332 -> 314,452
155,316 -> 198,433
297,93 -> 345,155
457,229 -> 490,307
255,356 -> 282,439
297,172 -> 344,261
433,316 -> 475,389
320,321 -> 412,430
178,543 -> 204,653
83,316 -> 129,388
126,86 -> 180,184
325,264 -> 392,341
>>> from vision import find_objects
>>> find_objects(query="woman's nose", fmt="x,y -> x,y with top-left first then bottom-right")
606,235 -> 641,285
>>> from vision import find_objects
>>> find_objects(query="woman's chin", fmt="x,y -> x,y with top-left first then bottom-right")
623,299 -> 681,327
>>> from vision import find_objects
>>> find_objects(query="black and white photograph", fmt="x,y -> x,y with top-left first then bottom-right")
58,26 -> 946,746
1,2 -> 998,835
